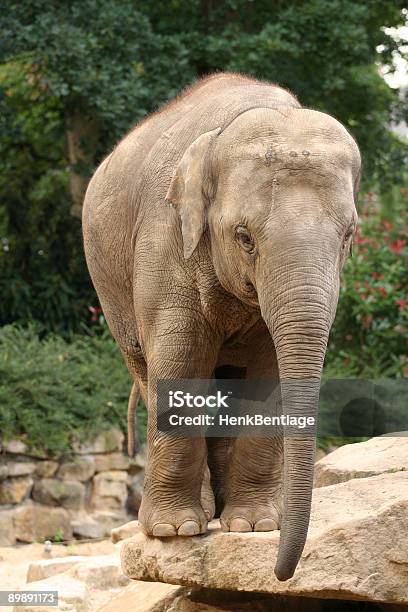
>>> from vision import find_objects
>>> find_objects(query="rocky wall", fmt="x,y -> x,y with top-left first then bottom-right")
0,428 -> 145,545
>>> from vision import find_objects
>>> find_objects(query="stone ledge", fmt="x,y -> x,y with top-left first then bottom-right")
314,436 -> 408,488
121,471 -> 408,604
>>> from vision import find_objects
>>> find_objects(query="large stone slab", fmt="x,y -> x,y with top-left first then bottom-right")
97,581 -> 187,612
96,583 -> 406,612
94,452 -> 129,473
314,436 -> 408,487
72,553 -> 129,590
111,520 -> 139,544
57,456 -> 95,482
121,471 -> 408,604
14,503 -> 73,542
0,476 -> 33,504
91,470 -> 128,510
13,574 -> 89,612
0,509 -> 15,545
27,556 -> 89,582
32,478 -> 85,510
73,428 -> 124,455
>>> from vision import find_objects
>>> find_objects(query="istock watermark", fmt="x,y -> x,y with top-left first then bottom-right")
168,390 -> 231,409
156,378 -> 408,438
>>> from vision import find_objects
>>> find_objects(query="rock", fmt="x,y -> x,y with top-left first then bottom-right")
34,461 -> 59,478
13,573 -> 89,612
314,448 -> 326,463
89,511 -> 129,535
4,439 -> 28,454
14,503 -> 73,542
0,509 -> 16,545
72,553 -> 125,589
57,456 -> 95,482
121,471 -> 408,604
97,581 -> 186,612
7,461 -> 37,477
32,478 -> 85,510
94,452 -> 129,472
27,556 -> 89,582
91,471 -> 128,510
0,476 -> 33,504
99,585 -> 372,612
73,428 -> 124,455
71,516 -> 104,540
314,436 -> 408,487
126,471 -> 144,515
0,463 -> 8,480
111,520 -> 139,544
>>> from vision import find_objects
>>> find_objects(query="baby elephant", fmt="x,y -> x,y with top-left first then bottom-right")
82,73 -> 360,581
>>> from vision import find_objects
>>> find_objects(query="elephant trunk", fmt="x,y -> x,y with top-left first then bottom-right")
273,376 -> 320,581
259,258 -> 334,581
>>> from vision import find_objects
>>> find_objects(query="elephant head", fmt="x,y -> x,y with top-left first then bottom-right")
166,106 -> 361,580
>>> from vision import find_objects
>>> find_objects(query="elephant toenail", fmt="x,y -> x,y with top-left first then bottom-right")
254,518 -> 278,532
220,519 -> 229,532
152,523 -> 177,537
178,520 -> 200,536
229,518 -> 252,532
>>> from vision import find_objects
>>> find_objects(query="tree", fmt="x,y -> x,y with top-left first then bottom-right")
0,0 -> 406,331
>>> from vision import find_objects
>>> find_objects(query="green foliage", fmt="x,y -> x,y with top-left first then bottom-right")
326,200 -> 408,378
0,0 -> 407,346
53,528 -> 65,543
0,59 -> 94,333
0,324 -> 137,456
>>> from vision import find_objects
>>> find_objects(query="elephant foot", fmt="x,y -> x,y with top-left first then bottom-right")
138,497 -> 208,537
220,503 -> 281,533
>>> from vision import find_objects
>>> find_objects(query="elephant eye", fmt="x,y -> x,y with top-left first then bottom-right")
342,226 -> 354,256
235,225 -> 255,254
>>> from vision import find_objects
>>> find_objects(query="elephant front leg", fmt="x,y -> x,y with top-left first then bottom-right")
139,433 -> 209,536
138,333 -> 219,537
221,325 -> 283,532
221,436 -> 283,532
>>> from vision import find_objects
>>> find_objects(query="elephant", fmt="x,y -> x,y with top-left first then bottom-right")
82,72 -> 361,581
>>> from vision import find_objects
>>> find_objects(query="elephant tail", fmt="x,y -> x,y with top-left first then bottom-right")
127,381 -> 140,458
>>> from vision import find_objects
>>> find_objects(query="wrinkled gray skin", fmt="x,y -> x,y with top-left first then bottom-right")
82,73 -> 361,581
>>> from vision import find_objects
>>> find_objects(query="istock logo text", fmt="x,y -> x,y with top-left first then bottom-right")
168,390 -> 231,409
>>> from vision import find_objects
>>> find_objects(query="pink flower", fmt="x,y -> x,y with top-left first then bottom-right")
390,239 -> 406,255
396,299 -> 406,311
88,305 -> 102,322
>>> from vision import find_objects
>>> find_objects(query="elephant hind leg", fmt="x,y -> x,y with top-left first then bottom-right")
207,365 -> 246,517
207,437 -> 231,517
201,464 -> 215,521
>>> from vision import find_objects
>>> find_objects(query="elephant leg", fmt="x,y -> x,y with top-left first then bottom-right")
138,330 -> 219,537
220,436 -> 283,532
207,364 -> 246,516
221,325 -> 283,532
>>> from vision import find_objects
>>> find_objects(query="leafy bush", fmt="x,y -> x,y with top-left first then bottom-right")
1,1 -> 407,333
0,324 -> 147,456
326,197 -> 408,378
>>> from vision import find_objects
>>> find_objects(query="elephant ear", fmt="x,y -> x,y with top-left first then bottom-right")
165,127 -> 221,259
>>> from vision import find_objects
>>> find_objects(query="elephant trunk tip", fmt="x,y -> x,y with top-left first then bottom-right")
274,563 -> 295,582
